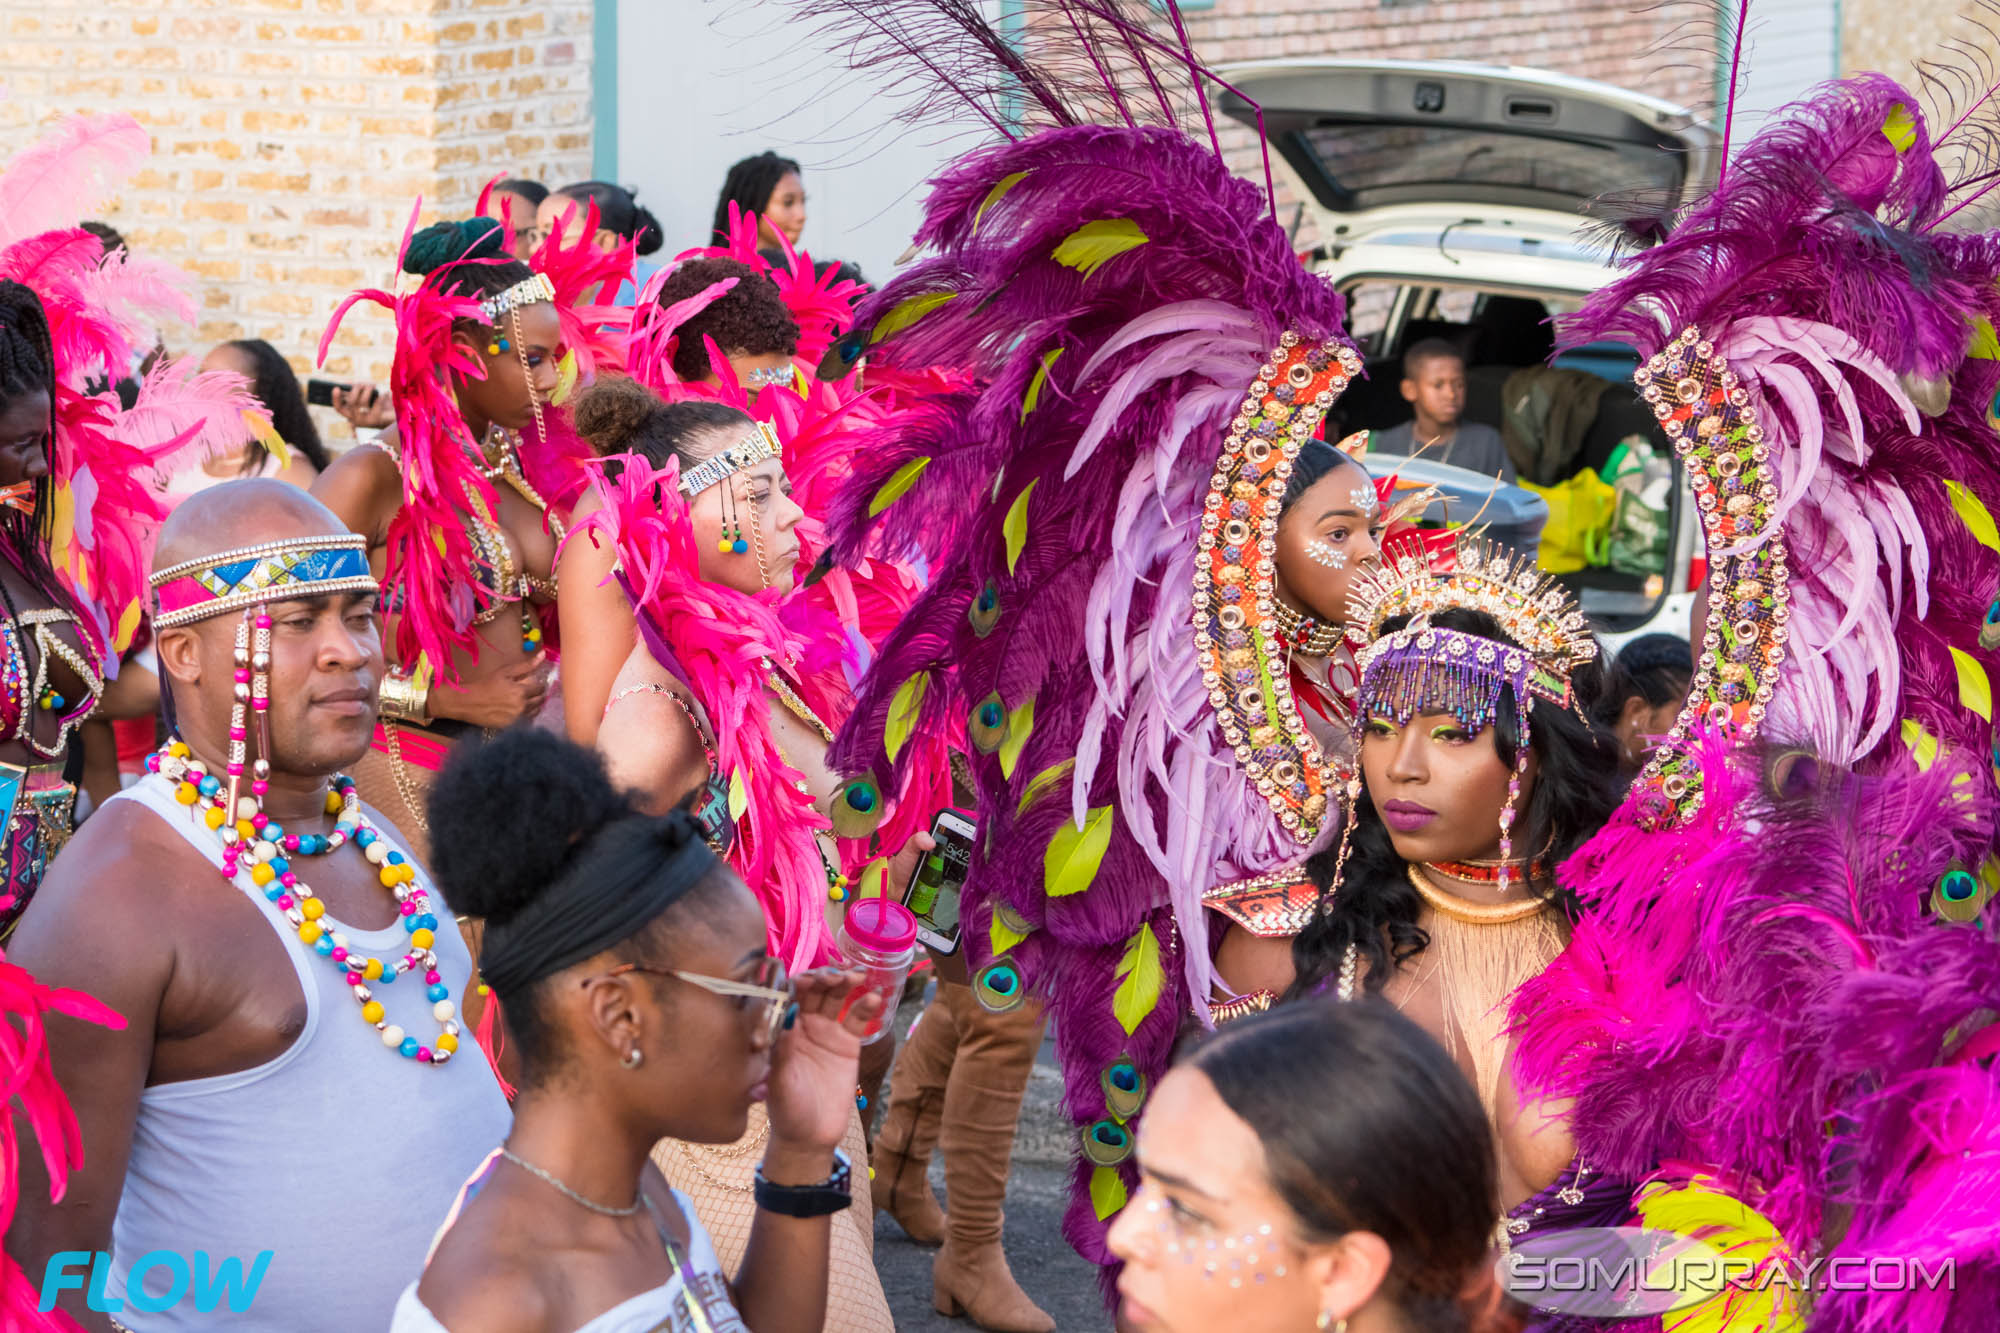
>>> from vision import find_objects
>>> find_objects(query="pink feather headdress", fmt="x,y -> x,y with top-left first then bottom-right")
564,452 -> 839,970
0,115 -> 272,656
317,203 -> 508,676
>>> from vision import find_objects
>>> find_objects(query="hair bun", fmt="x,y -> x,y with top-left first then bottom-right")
573,377 -> 665,454
403,218 -> 508,277
629,193 -> 664,256
427,729 -> 632,925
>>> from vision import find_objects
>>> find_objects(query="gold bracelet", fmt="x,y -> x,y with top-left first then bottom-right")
378,669 -> 431,726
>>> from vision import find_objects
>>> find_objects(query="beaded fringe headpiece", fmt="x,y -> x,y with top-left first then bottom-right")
150,534 -> 379,817
1335,534 -> 1595,892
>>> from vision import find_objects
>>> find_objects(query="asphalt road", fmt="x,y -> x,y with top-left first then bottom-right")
873,1155 -> 1112,1332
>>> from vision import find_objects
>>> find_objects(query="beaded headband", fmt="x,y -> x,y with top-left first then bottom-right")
1191,331 -> 1364,845
151,534 -> 379,629
478,272 -> 556,324
744,364 -> 797,390
677,421 -> 783,498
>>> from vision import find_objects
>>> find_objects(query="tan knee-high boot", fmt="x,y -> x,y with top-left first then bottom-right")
872,982 -> 958,1245
932,982 -> 1054,1333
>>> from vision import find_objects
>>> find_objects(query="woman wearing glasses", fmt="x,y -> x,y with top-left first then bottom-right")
393,729 -> 880,1333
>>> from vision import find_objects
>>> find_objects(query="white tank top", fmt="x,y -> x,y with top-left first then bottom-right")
107,774 -> 512,1332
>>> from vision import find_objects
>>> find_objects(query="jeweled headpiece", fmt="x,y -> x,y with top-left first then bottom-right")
478,271 -> 555,324
676,421 -> 783,498
1340,535 -> 1594,891
1346,535 -> 1596,723
150,533 -> 380,817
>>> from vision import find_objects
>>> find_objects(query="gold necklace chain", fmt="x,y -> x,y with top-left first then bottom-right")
661,1115 -> 771,1192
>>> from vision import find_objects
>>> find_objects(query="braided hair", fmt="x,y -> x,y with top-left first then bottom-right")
0,280 -> 63,598
403,218 -> 537,308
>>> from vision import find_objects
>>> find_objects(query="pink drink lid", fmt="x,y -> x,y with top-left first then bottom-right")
844,896 -> 918,952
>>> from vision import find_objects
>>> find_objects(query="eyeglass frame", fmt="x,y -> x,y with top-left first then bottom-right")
582,958 -> 793,1047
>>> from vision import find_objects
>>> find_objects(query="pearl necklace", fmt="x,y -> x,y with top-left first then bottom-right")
148,740 -> 462,1067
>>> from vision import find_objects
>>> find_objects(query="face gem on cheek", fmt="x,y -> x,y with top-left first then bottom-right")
1305,540 -> 1346,569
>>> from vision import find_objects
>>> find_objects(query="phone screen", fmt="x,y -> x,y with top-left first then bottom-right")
905,813 -> 974,945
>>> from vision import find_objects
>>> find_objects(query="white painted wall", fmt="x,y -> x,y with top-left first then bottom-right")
1724,0 -> 1841,138
615,0 -> 991,282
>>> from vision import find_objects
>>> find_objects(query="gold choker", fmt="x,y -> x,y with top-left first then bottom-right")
1407,865 -> 1552,925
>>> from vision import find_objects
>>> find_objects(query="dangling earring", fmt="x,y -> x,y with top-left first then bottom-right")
486,336 -> 510,356
724,480 -> 748,552
1497,709 -> 1531,893
1316,1315 -> 1346,1333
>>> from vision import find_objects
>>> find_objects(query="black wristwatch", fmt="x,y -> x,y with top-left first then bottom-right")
753,1147 -> 853,1218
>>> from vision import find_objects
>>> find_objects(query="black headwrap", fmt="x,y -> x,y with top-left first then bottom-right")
479,810 -> 719,996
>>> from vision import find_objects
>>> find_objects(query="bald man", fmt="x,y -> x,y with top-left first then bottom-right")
6,481 -> 509,1332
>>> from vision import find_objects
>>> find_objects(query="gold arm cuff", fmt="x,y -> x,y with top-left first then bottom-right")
378,669 -> 431,727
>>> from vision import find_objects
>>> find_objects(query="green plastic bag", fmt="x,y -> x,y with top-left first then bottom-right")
1599,434 -> 1673,578
1521,468 -> 1618,574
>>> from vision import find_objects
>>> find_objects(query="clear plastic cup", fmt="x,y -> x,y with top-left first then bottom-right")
837,896 -> 918,1046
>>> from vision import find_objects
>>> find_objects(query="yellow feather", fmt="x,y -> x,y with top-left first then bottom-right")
1112,923 -> 1163,1034
1971,317 -> 2000,362
1952,647 -> 1992,720
727,768 -> 749,822
1052,219 -> 1149,279
885,671 -> 930,763
247,409 -> 290,470
990,906 -> 1029,957
867,456 -> 931,517
1882,102 -> 1917,153
974,171 -> 1031,234
1016,758 -> 1074,816
1044,805 -> 1112,897
1634,1179 -> 1804,1333
1003,480 -> 1037,575
997,697 -> 1035,780
1946,479 -> 2000,550
1020,346 -> 1064,423
871,291 -> 955,344
1903,718 -> 1941,771
113,599 -> 143,655
1089,1164 -> 1128,1220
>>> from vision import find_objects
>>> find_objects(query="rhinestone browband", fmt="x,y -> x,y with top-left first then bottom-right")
479,272 -> 556,324
677,422 -> 783,498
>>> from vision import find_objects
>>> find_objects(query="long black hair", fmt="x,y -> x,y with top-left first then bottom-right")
554,181 -> 663,256
0,280 -> 66,602
1190,999 -> 1500,1333
1288,606 -> 1624,997
222,340 -> 330,473
712,151 -> 801,245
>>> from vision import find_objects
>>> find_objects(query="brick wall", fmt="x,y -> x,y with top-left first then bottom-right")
0,0 -> 594,419
1178,0 -> 1713,246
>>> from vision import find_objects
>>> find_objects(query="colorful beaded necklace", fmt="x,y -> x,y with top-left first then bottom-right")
147,738 -> 462,1067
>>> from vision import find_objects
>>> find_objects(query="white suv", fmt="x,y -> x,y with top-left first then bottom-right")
1218,59 -> 1719,648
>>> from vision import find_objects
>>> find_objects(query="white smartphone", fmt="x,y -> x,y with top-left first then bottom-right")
902,807 -> 976,955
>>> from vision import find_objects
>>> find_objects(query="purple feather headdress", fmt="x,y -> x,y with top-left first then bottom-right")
787,0 -> 1362,1285
1510,75 -> 2000,1332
